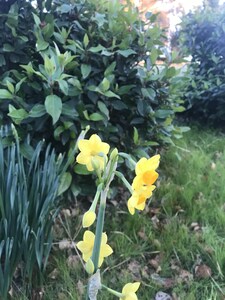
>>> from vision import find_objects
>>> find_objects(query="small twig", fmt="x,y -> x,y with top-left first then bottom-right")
58,215 -> 86,270
11,280 -> 30,300
102,258 -> 130,275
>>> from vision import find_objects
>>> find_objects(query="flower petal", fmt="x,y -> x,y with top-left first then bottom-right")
135,157 -> 147,175
142,170 -> 158,186
130,282 -> 141,292
77,241 -> 92,253
76,152 -> 89,165
136,201 -> 146,210
78,139 -> 91,153
135,155 -> 160,176
100,244 -> 113,257
98,256 -> 104,267
83,230 -> 95,243
126,292 -> 138,300
122,283 -> 133,294
90,134 -> 110,154
146,154 -> 160,170
127,196 -> 136,215
122,282 -> 140,294
101,232 -> 108,244
83,251 -> 93,262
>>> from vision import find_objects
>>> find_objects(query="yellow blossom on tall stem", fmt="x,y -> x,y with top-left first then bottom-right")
119,282 -> 141,300
127,154 -> 160,214
76,134 -> 110,172
135,155 -> 160,175
127,185 -> 156,215
134,154 -> 160,188
76,230 -> 113,267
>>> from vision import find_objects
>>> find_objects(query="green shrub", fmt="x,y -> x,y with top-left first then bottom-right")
178,3 -> 225,123
0,126 -> 63,299
0,0 -> 184,156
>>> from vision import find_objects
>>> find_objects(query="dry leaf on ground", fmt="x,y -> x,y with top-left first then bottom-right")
195,264 -> 212,278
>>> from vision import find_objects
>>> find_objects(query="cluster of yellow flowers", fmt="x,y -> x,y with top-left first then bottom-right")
127,155 -> 160,215
75,134 -> 160,299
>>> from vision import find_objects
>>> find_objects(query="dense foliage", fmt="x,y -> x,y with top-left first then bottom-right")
178,3 -> 225,123
0,0 -> 184,157
0,127 -> 63,299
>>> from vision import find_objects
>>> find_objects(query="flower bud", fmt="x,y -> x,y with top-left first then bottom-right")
91,157 -> 101,171
82,211 -> 96,228
85,258 -> 95,275
110,148 -> 118,160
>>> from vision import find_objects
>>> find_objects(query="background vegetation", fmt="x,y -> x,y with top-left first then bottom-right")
0,0 -> 224,299
13,128 -> 225,300
0,0 -> 185,156
178,1 -> 225,124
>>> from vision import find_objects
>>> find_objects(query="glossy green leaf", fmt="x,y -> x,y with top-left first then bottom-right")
81,64 -> 91,79
74,164 -> 91,175
103,90 -> 120,99
45,95 -> 62,124
0,90 -> 13,99
58,172 -> 72,195
117,49 -> 136,57
83,33 -> 89,48
29,105 -> 46,118
150,47 -> 158,64
3,43 -> 14,52
89,45 -> 105,53
99,78 -> 110,92
8,105 -> 28,124
58,80 -> 69,95
6,81 -> 14,94
89,112 -> 105,121
133,127 -> 139,145
155,110 -> 173,119
97,101 -> 109,118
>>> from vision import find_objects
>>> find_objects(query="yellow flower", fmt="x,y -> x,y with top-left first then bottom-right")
82,211 -> 96,228
76,134 -> 110,172
135,155 -> 160,175
133,155 -> 160,188
76,230 -> 113,267
127,185 -> 156,215
132,170 -> 158,190
127,155 -> 160,215
120,282 -> 140,300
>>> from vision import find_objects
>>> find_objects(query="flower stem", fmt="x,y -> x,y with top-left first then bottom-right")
118,152 -> 136,167
115,171 -> 133,194
62,126 -> 90,173
101,284 -> 123,298
86,189 -> 107,299
91,189 -> 107,270
90,183 -> 103,212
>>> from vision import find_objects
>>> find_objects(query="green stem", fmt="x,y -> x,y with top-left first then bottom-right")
89,183 -> 103,212
61,126 -> 90,173
101,284 -> 123,298
118,152 -> 136,167
104,154 -> 118,190
115,171 -> 133,194
91,189 -> 107,271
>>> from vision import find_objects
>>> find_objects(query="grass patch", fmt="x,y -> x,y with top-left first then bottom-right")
14,127 -> 225,299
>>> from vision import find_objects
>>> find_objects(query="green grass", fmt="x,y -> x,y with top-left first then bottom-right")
14,127 -> 225,299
